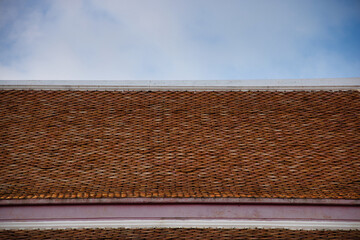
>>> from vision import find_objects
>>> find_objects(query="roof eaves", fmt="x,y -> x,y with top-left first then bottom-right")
1,197 -> 360,206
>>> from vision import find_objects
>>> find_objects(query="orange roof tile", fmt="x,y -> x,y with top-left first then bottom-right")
0,90 -> 359,199
1,228 -> 359,239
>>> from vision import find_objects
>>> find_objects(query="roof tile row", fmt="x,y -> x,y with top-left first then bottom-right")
1,228 -> 359,240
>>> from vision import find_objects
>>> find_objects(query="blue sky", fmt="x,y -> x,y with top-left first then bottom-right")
0,0 -> 359,81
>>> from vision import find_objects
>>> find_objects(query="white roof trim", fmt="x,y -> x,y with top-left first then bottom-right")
0,78 -> 359,91
1,220 -> 359,230
0,85 -> 359,91
1,78 -> 360,86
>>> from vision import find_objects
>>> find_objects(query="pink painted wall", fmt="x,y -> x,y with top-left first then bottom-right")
1,204 -> 359,221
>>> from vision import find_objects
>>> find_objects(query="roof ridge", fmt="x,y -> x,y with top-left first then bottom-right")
1,85 -> 359,91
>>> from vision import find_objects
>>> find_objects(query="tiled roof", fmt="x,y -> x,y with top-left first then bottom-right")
1,228 -> 359,239
0,90 -> 359,200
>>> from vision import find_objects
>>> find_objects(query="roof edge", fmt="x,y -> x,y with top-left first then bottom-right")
1,197 -> 359,206
1,85 -> 360,91
2,220 -> 360,230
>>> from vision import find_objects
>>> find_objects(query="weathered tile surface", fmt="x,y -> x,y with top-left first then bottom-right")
1,228 -> 359,240
0,90 -> 359,199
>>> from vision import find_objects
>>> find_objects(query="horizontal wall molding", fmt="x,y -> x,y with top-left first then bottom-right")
1,197 -> 360,206
1,203 -> 359,222
1,85 -> 359,91
1,219 -> 359,230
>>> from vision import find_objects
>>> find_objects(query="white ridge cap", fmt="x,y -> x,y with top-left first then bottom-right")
0,78 -> 359,86
0,85 -> 359,91
1,79 -> 359,91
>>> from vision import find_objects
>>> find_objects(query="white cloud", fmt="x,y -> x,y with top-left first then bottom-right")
0,0 -> 359,81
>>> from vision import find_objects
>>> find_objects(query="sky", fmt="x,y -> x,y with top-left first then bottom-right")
0,0 -> 360,82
